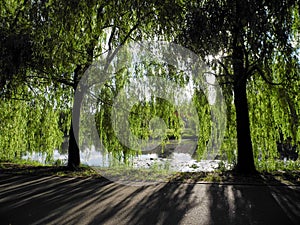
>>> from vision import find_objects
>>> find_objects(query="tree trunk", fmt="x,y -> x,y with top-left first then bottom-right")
231,41 -> 257,174
67,81 -> 84,169
68,118 -> 80,169
233,80 -> 257,174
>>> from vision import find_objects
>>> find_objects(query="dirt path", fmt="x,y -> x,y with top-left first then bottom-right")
0,173 -> 299,225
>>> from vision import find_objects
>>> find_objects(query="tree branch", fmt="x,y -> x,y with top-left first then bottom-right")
108,26 -> 116,51
253,65 -> 283,85
217,60 -> 232,77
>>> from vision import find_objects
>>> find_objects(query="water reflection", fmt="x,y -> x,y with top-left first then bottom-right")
23,146 -> 227,172
133,152 -> 223,172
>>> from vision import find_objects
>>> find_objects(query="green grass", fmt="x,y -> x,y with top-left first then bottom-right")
256,159 -> 300,172
0,158 -> 45,167
0,161 -> 99,178
92,162 -> 174,183
1,160 -> 299,185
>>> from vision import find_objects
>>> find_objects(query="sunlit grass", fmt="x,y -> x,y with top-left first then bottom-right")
256,159 -> 300,172
0,158 -> 45,167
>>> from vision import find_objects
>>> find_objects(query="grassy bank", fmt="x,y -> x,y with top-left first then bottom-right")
0,161 -> 299,185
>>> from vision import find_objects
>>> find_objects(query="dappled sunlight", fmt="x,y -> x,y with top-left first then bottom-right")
205,177 -> 300,225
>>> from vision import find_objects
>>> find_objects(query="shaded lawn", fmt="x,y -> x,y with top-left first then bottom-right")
0,162 -> 299,185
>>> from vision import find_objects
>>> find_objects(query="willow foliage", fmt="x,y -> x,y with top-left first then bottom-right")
1,0 -> 299,171
0,91 -> 63,162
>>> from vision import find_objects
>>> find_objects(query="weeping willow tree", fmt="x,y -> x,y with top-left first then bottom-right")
1,0 -> 172,168
32,0 -> 183,168
172,0 -> 300,173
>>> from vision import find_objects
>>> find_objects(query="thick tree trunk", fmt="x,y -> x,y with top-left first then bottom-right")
67,82 -> 84,169
233,80 -> 257,174
68,119 -> 80,169
231,41 -> 257,174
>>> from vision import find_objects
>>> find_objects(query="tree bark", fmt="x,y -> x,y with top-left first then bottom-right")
67,66 -> 85,169
231,41 -> 257,174
233,80 -> 257,174
68,118 -> 80,169
67,88 -> 83,169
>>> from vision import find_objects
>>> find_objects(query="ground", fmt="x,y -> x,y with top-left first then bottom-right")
0,162 -> 299,185
0,163 -> 299,225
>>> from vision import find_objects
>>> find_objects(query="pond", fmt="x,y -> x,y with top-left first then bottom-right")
23,138 -> 232,172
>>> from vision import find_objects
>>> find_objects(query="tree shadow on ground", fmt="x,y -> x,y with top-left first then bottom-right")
93,181 -> 199,225
0,174 -> 198,225
0,173 -> 299,225
206,175 -> 300,225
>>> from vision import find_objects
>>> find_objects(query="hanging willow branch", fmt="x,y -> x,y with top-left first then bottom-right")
249,65 -> 284,86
